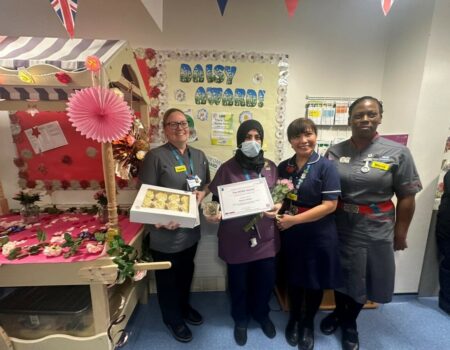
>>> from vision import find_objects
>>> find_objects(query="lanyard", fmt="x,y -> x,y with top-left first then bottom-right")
243,169 -> 262,181
171,147 -> 194,176
292,164 -> 311,191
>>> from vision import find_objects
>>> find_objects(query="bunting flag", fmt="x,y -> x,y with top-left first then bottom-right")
217,0 -> 228,16
141,0 -> 163,32
49,0 -> 78,38
382,0 -> 395,16
285,0 -> 299,17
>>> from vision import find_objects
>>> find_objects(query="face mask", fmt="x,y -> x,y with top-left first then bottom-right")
240,140 -> 261,158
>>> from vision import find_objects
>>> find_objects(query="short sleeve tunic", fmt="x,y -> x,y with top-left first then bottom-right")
326,136 -> 422,303
277,152 -> 342,289
138,143 -> 210,253
208,158 -> 280,264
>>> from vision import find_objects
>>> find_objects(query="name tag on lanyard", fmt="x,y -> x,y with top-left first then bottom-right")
175,165 -> 187,173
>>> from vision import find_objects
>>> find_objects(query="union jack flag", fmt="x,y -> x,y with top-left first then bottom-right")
50,0 -> 78,38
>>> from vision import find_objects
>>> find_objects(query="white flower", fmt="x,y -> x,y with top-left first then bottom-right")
145,58 -> 156,68
175,89 -> 186,102
134,48 -> 146,59
229,52 -> 238,62
175,51 -> 183,60
156,52 -> 165,61
247,52 -> 257,63
43,245 -> 62,257
209,51 -> 219,60
277,86 -> 287,95
2,241 -> 18,256
149,77 -> 158,86
156,71 -> 166,81
86,243 -> 103,254
183,51 -> 191,60
269,54 -> 281,65
136,150 -> 147,160
238,52 -> 247,61
149,117 -> 160,126
50,236 -> 65,244
191,51 -> 201,60
149,98 -> 160,107
253,73 -> 263,84
219,52 -> 228,61
200,50 -> 210,60
158,109 -> 166,118
239,111 -> 253,123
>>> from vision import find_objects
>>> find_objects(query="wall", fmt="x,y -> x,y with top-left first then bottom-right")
0,0 -> 446,293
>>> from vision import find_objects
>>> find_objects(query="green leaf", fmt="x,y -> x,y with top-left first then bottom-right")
7,247 -> 21,260
37,229 -> 47,242
0,236 -> 9,247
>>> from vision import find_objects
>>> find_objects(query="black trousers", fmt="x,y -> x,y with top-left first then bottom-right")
227,257 -> 276,327
437,236 -> 450,313
151,243 -> 198,326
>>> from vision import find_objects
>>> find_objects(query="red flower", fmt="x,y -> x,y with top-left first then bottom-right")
19,170 -> 29,179
145,48 -> 156,60
117,179 -> 128,189
13,158 -> 25,167
26,180 -> 36,188
149,86 -> 160,98
55,72 -> 72,84
150,107 -> 159,117
148,67 -> 158,77
61,180 -> 70,190
80,180 -> 90,189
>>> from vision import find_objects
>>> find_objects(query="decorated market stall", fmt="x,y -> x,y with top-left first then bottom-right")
0,36 -> 170,350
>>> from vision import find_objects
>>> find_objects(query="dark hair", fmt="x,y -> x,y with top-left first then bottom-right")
236,119 -> 264,146
349,96 -> 384,116
162,108 -> 185,125
287,118 -> 317,141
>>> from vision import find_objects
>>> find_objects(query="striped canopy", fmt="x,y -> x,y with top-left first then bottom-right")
0,36 -> 126,71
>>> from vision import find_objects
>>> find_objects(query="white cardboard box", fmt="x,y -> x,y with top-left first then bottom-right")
130,184 -> 199,228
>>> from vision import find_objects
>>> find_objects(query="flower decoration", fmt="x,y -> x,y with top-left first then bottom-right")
149,86 -> 161,98
86,243 -> 103,254
13,158 -> 25,167
117,179 -> 129,189
175,89 -> 185,102
80,180 -> 90,189
253,73 -> 263,84
150,107 -> 159,117
112,119 -> 150,179
13,191 -> 40,206
2,241 -> 18,257
61,180 -> 70,190
37,163 -> 48,175
239,111 -> 253,123
85,55 -> 101,72
145,48 -> 156,60
197,108 -> 208,121
43,245 -> 62,257
94,190 -> 108,207
26,180 -> 36,189
148,67 -> 158,77
66,87 -> 133,143
55,72 -> 72,84
86,147 -> 98,158
18,68 -> 34,84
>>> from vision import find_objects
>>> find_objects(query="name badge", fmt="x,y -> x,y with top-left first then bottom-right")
287,193 -> 298,201
339,157 -> 351,164
371,161 -> 390,171
187,175 -> 202,190
175,165 -> 187,173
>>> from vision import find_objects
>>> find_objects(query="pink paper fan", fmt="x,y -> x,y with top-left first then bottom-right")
66,87 -> 133,143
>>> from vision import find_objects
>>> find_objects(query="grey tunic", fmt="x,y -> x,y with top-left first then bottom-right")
138,143 -> 210,253
327,136 -> 422,303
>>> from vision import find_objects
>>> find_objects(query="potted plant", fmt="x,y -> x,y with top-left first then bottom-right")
13,191 -> 41,224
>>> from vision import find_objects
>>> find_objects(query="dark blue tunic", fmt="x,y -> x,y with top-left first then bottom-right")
278,152 -> 342,289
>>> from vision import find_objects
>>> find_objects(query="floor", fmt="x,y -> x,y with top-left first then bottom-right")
120,292 -> 450,350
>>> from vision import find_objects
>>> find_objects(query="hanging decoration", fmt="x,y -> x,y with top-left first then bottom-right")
382,0 -> 395,16
284,0 -> 299,17
18,68 -> 35,84
217,0 -> 228,16
85,55 -> 101,72
49,0 -> 78,38
141,0 -> 163,31
55,71 -> 72,84
66,87 -> 133,143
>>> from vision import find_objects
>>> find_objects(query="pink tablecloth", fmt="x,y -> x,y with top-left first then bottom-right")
0,214 -> 143,265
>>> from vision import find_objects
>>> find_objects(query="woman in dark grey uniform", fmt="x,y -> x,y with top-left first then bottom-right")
138,108 -> 210,343
322,96 -> 422,350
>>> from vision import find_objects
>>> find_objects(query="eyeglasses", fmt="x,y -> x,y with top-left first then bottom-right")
165,121 -> 189,130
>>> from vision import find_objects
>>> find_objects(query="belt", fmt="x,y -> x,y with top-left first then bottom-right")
337,200 -> 394,214
289,206 -> 311,215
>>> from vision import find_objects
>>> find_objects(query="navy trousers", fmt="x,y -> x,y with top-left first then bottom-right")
437,236 -> 450,314
227,257 -> 276,327
151,243 -> 198,326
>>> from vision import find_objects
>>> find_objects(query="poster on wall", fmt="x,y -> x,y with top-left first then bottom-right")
136,49 -> 289,174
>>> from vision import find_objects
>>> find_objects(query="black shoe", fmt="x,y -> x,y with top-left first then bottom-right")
234,326 -> 247,346
165,323 -> 193,343
184,306 -> 203,325
260,318 -> 276,339
342,328 -> 359,350
320,312 -> 340,335
285,319 -> 299,346
298,326 -> 314,350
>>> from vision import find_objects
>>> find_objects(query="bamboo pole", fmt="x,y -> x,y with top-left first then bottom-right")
101,142 -> 118,228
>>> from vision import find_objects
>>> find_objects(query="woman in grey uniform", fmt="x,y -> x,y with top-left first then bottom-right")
139,108 -> 210,343
322,96 -> 422,350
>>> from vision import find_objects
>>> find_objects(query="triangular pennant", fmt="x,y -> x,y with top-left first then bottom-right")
284,0 -> 299,17
382,0 -> 395,16
49,0 -> 78,38
217,0 -> 228,16
141,0 -> 163,31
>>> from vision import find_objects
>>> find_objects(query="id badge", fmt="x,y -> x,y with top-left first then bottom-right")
187,175 -> 202,190
175,165 -> 187,173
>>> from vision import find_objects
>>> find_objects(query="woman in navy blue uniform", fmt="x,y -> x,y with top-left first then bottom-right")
277,118 -> 342,350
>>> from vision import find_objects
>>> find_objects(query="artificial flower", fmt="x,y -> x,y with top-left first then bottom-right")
55,72 -> 72,84
2,242 -> 18,257
86,243 -> 103,254
43,245 -> 62,257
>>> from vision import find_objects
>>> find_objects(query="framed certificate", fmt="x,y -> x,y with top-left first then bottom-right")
218,178 -> 274,220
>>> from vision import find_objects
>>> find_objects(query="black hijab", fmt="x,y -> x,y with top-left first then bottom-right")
234,119 -> 265,173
